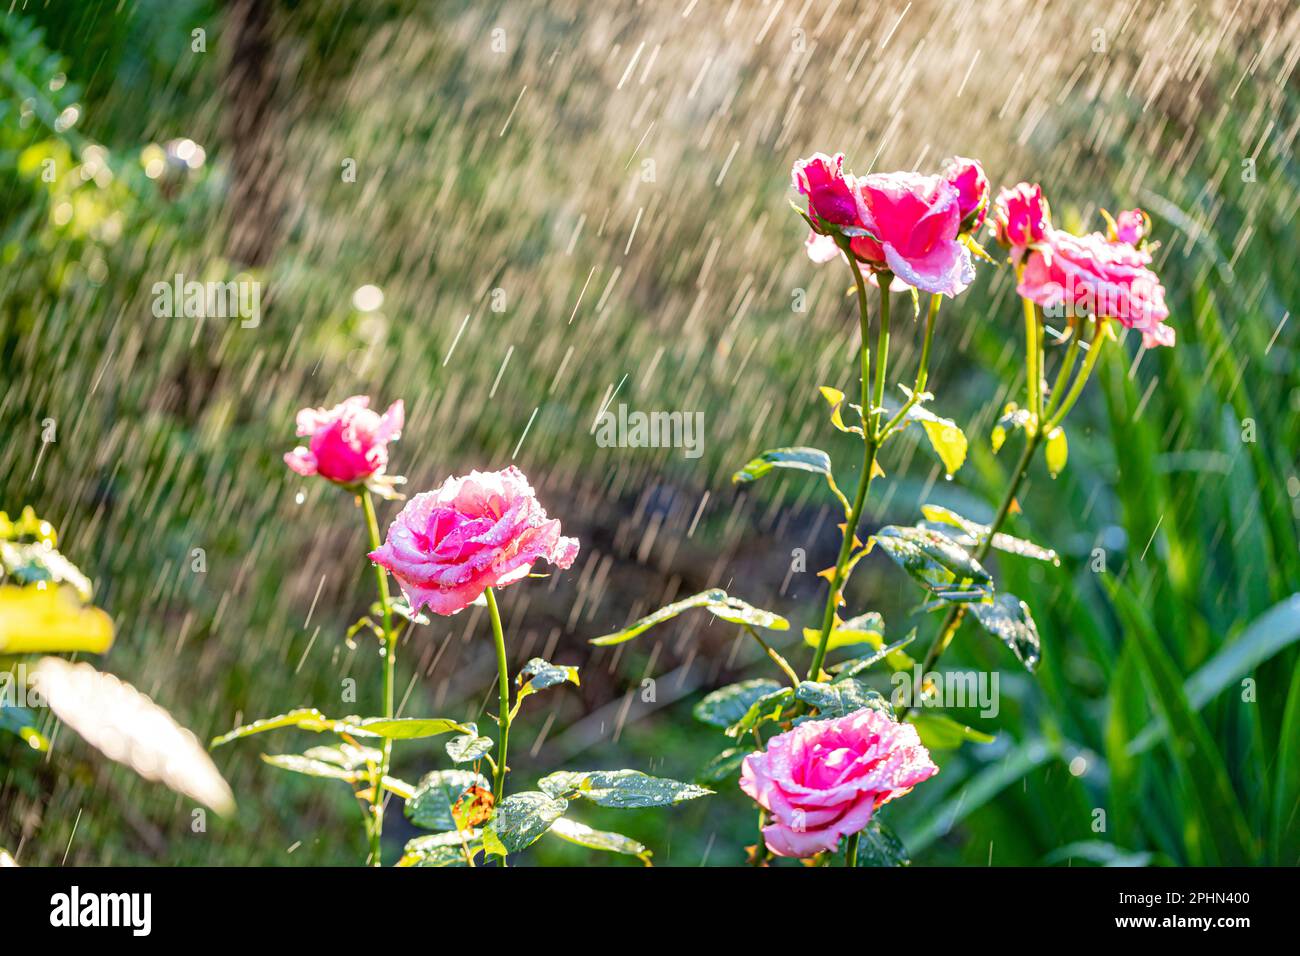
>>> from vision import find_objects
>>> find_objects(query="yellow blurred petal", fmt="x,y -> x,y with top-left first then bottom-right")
0,585 -> 113,654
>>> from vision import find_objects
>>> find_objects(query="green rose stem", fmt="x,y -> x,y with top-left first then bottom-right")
901,316 -> 1110,717
806,246 -> 890,683
484,586 -> 511,794
360,488 -> 397,867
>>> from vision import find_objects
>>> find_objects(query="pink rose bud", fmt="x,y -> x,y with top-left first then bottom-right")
791,152 -> 861,231
1110,208 -> 1150,247
1017,228 -> 1175,348
849,171 -> 976,296
739,708 -> 938,858
992,182 -> 1051,249
942,156 -> 989,233
284,396 -> 404,485
368,466 -> 579,616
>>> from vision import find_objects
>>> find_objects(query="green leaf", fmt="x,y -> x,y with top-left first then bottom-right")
725,686 -> 795,738
302,743 -> 381,769
698,746 -> 749,783
261,753 -> 359,781
1272,662 -> 1300,864
397,829 -> 481,867
484,791 -> 567,854
539,769 -> 713,808
516,657 -> 579,692
548,817 -> 651,863
1045,426 -> 1068,478
795,678 -> 892,720
992,402 -> 1032,454
905,404 -> 968,476
210,708 -> 376,747
852,818 -> 910,867
445,725 -> 494,764
829,630 -> 917,678
907,713 -> 996,751
802,611 -> 883,652
732,446 -> 832,484
920,504 -> 1059,564
967,593 -> 1042,671
590,588 -> 787,646
871,526 -> 992,602
404,769 -> 491,831
0,702 -> 48,751
693,678 -> 784,728
355,717 -> 471,739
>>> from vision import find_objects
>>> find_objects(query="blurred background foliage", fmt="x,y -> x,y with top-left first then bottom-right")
1,0 -> 1298,865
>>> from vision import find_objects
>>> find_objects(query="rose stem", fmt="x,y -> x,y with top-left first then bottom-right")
484,587 -> 511,842
807,248 -> 890,682
846,832 -> 860,867
361,488 -> 397,867
900,316 -> 1110,715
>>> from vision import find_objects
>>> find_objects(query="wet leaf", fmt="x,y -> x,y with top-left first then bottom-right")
905,405 -> 968,475
693,678 -> 784,728
404,769 -> 491,831
871,526 -> 992,602
819,386 -> 864,436
590,588 -> 786,646
355,717 -> 471,739
397,829 -> 481,867
732,446 -> 832,483
445,726 -> 494,763
548,817 -> 652,863
725,685 -> 796,738
920,504 -> 1059,564
968,593 -> 1042,671
795,678 -> 892,720
698,746 -> 749,783
829,630 -> 917,678
538,769 -> 712,808
261,753 -> 359,781
302,743 -> 381,769
852,818 -> 910,867
516,657 -> 580,692
484,791 -> 567,854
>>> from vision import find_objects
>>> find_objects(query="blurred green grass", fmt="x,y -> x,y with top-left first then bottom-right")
2,0 -> 1298,866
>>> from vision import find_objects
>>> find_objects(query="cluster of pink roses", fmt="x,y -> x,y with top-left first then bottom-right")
285,397 -> 578,615
794,151 -> 1174,348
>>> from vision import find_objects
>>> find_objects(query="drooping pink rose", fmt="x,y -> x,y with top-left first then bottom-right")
942,156 -> 989,233
992,182 -> 1050,250
739,708 -> 938,858
1018,228 -> 1174,348
368,466 -> 579,616
792,152 -> 861,230
284,396 -> 404,485
1110,208 -> 1150,247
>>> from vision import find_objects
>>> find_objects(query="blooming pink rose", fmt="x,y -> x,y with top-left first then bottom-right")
1018,228 -> 1174,348
1110,208 -> 1150,247
284,396 -> 404,485
792,152 -> 861,230
942,156 -> 989,233
848,171 -> 976,295
368,466 -> 579,616
739,708 -> 938,858
992,182 -> 1050,250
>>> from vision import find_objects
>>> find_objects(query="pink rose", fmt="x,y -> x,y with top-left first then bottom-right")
992,182 -> 1050,250
739,708 -> 938,858
368,466 -> 579,616
1110,208 -> 1150,247
792,152 -> 861,230
1018,228 -> 1174,348
849,171 -> 976,295
284,396 -> 404,485
942,156 -> 989,233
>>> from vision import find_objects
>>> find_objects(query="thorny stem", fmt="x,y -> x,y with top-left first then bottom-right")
361,489 -> 396,867
807,249 -> 890,682
485,588 -> 511,800
881,293 -> 941,440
